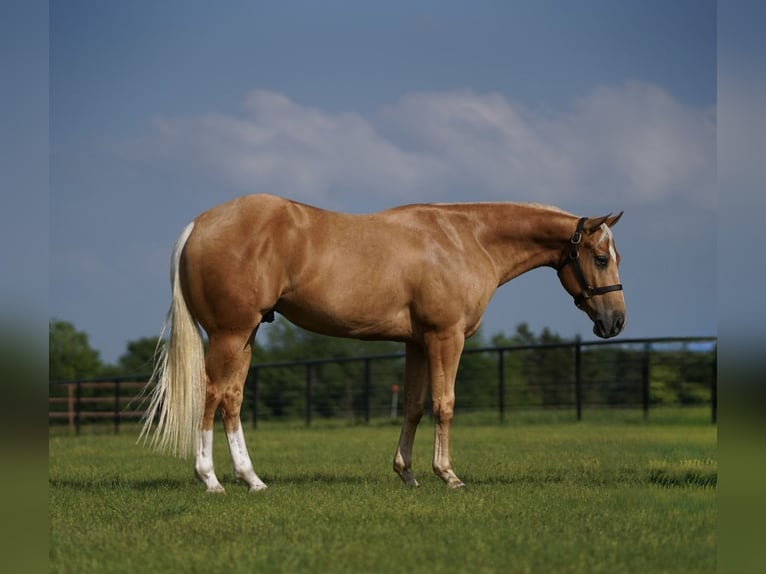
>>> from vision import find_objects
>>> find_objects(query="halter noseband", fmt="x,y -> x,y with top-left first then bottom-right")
557,217 -> 623,309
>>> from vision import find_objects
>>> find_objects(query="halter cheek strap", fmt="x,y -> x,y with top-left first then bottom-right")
557,217 -> 623,308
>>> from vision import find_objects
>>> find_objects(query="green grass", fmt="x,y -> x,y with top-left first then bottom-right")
49,409 -> 716,573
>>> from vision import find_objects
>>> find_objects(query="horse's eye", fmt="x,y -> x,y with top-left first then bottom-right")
595,255 -> 609,268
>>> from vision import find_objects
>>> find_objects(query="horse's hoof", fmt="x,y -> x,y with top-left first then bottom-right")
448,479 -> 465,490
248,483 -> 268,493
397,471 -> 419,488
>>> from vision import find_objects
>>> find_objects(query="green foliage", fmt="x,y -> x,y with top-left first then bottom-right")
117,336 -> 162,375
49,319 -> 102,380
650,363 -> 683,405
253,317 -> 404,420
651,347 -> 714,405
49,416 -> 717,573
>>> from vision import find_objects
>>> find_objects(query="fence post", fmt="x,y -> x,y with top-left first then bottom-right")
642,342 -> 651,421
67,384 -> 75,432
75,380 -> 82,435
305,363 -> 312,427
575,336 -> 582,421
114,379 -> 121,434
497,349 -> 505,423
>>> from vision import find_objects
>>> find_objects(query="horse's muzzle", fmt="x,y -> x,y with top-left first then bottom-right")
593,312 -> 625,339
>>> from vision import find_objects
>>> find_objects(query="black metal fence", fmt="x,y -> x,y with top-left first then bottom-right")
49,336 -> 717,433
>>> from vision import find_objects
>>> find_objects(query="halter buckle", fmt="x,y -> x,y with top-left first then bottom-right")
567,219 -> 584,260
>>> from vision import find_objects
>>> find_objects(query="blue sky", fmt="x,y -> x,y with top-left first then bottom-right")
46,0 -> 721,364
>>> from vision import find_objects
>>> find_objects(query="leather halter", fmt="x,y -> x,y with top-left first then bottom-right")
557,217 -> 623,309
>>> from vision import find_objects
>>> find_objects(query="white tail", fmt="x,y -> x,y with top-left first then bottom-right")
139,222 -> 205,458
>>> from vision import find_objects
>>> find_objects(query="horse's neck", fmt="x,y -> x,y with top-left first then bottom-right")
475,204 -> 576,287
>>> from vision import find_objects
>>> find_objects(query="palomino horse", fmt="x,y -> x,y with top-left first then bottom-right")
141,194 -> 625,491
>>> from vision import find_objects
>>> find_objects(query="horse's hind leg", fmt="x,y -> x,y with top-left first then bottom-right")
217,331 -> 268,492
195,380 -> 226,493
196,331 -> 267,493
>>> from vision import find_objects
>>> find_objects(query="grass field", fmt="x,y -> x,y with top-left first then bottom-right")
49,409 -> 716,573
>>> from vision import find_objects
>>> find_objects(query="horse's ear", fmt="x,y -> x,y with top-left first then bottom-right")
607,211 -> 624,228
584,211 -> 623,233
584,214 -> 611,233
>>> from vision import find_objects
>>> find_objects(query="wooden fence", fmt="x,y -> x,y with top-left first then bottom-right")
49,379 -> 148,433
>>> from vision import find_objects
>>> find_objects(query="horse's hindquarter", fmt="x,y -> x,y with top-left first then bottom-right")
181,195 -> 293,334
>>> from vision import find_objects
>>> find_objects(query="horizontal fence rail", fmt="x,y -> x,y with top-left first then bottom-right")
48,379 -> 149,434
49,336 -> 717,433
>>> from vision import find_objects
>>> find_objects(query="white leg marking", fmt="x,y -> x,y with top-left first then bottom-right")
195,429 -> 225,493
226,425 -> 268,492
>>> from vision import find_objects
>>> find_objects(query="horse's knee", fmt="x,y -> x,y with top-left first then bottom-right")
432,401 -> 454,424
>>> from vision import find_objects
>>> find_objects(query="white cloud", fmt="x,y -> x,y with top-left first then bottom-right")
152,83 -> 715,210
560,83 -> 716,207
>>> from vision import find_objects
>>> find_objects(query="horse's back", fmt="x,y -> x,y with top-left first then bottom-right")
181,194 -> 496,341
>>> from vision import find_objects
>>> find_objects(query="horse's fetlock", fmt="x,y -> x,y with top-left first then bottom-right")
234,463 -> 255,481
195,457 -> 215,479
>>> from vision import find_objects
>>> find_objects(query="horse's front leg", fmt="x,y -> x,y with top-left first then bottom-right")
393,343 -> 429,487
426,331 -> 466,489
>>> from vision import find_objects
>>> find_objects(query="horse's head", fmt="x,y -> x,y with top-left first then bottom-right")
557,213 -> 626,339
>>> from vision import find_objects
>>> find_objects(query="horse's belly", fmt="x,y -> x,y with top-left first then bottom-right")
275,295 -> 413,342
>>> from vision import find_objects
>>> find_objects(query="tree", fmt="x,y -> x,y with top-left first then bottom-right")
490,322 -> 538,347
117,336 -> 162,375
49,319 -> 102,380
